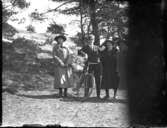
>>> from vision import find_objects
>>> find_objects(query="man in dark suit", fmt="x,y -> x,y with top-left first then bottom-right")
78,36 -> 103,98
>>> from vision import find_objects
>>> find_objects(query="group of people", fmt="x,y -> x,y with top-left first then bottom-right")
52,34 -> 120,100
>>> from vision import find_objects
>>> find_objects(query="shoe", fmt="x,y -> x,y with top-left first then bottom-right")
58,94 -> 63,98
58,88 -> 63,98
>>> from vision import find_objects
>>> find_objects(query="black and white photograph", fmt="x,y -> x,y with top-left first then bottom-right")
2,0 -> 167,127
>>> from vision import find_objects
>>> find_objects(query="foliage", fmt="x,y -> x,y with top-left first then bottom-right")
47,21 -> 65,34
26,25 -> 35,32
2,22 -> 18,38
2,0 -> 30,23
52,0 -> 128,45
70,32 -> 83,46
3,37 -> 55,76
12,38 -> 40,52
2,0 -> 30,22
29,9 -> 48,21
2,0 -> 30,38
97,1 -> 129,41
70,32 -> 93,46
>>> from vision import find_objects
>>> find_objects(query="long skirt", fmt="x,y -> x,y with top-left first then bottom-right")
101,69 -> 119,90
54,66 -> 73,89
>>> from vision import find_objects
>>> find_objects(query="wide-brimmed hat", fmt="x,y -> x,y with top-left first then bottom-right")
54,35 -> 66,42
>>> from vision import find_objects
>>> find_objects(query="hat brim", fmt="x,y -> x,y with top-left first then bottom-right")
54,35 -> 66,41
103,40 -> 114,46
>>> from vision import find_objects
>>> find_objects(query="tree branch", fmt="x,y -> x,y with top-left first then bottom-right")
40,0 -> 75,15
3,5 -> 13,9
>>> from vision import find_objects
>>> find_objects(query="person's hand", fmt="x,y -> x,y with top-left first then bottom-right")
99,45 -> 106,51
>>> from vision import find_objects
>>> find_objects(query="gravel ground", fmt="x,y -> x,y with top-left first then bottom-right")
2,89 -> 129,127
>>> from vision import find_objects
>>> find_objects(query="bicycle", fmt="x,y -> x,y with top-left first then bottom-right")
73,62 -> 96,98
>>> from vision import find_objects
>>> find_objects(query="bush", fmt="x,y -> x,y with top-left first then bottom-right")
2,23 -> 18,38
3,37 -> 56,75
47,22 -> 65,34
12,38 -> 39,53
26,25 -> 35,32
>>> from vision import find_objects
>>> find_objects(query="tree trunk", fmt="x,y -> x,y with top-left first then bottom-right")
89,0 -> 100,45
80,0 -> 85,45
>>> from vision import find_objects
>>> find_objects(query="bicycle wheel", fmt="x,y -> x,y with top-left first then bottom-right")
84,73 -> 95,97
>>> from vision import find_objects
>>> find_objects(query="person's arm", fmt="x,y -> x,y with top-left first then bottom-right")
98,45 -> 106,52
52,46 -> 65,67
116,45 -> 120,53
78,46 -> 88,60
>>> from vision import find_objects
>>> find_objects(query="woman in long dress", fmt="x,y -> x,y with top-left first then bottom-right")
52,35 -> 73,97
100,40 -> 120,99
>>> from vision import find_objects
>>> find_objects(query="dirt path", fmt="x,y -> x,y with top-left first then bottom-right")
2,89 -> 129,127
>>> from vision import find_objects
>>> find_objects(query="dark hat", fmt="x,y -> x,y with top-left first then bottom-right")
103,40 -> 114,46
54,35 -> 66,42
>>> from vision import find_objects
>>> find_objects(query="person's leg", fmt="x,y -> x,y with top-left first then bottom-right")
113,88 -> 117,99
113,72 -> 119,99
105,89 -> 109,98
64,88 -> 68,97
95,77 -> 101,98
77,73 -> 85,89
59,88 -> 63,97
94,64 -> 101,98
84,87 -> 89,97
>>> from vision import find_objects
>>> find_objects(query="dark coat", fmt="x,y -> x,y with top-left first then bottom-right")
100,48 -> 119,89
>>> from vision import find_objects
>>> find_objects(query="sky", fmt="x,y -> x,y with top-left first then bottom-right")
7,0 -> 80,37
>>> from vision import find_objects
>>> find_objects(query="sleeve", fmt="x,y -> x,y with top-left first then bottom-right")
78,46 -> 88,55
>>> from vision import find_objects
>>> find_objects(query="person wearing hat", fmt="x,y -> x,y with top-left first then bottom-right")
52,34 -> 73,98
100,39 -> 120,99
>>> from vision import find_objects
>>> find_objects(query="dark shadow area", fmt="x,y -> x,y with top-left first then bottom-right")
127,0 -> 167,126
16,93 -> 60,99
16,92 -> 127,103
60,96 -> 128,103
3,88 -> 18,95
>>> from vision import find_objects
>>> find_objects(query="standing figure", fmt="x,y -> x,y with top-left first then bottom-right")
100,40 -> 120,99
78,36 -> 103,98
52,35 -> 73,98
